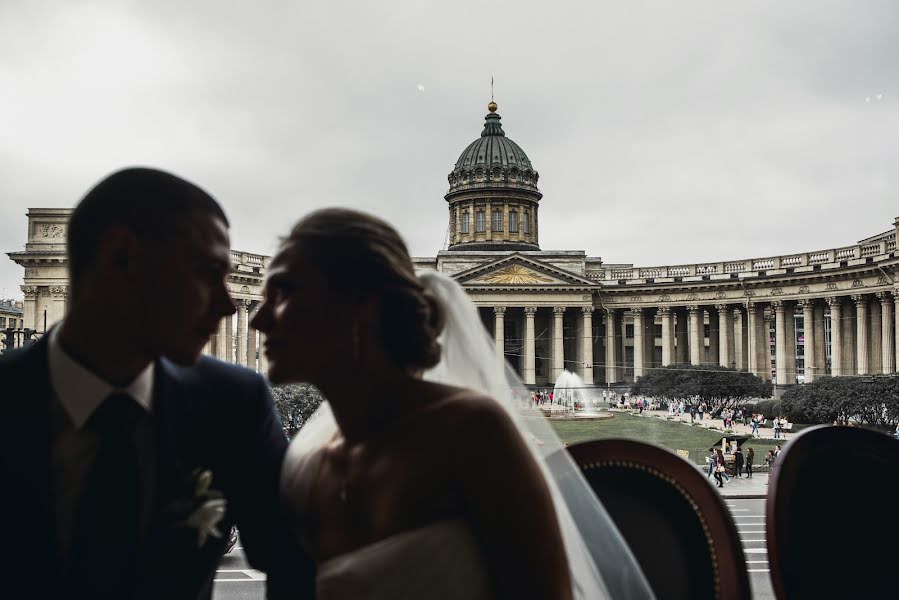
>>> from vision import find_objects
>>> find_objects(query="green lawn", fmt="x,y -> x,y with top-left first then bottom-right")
549,413 -> 781,466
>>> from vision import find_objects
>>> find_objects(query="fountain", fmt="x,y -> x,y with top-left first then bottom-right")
552,370 -> 612,420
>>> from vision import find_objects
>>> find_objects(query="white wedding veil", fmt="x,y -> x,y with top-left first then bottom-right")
292,270 -> 654,599
418,270 -> 654,600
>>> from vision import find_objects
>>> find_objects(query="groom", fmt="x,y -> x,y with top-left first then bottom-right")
0,168 -> 314,599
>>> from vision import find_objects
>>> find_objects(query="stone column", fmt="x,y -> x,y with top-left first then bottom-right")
814,302 -> 827,377
659,307 -> 674,366
226,315 -> 235,363
827,297 -> 842,376
258,333 -> 269,374
523,306 -> 537,385
774,300 -> 788,385
716,304 -> 733,368
20,286 -> 39,331
879,292 -> 895,374
895,292 -> 899,374
246,303 -> 258,371
551,306 -> 565,381
632,308 -> 645,378
747,303 -> 758,376
762,310 -> 774,381
734,308 -> 745,370
216,317 -> 228,361
688,306 -> 703,365
870,298 -> 882,374
49,285 -> 68,326
605,309 -> 619,384
581,307 -> 594,384
708,307 -> 719,366
675,309 -> 688,364
493,306 -> 506,365
785,303 -> 797,384
800,299 -> 815,383
853,295 -> 869,374
236,299 -> 250,367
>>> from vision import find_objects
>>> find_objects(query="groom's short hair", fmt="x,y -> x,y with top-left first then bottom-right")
67,167 -> 229,286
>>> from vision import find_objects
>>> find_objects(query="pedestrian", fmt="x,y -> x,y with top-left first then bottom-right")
699,402 -> 705,420
690,404 -> 696,422
746,448 -> 754,478
713,449 -> 726,488
734,446 -> 744,478
706,448 -> 716,478
774,444 -> 781,457
773,416 -> 781,439
751,414 -> 760,438
765,450 -> 776,468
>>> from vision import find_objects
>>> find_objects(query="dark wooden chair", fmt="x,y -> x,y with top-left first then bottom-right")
567,439 -> 750,600
766,425 -> 899,599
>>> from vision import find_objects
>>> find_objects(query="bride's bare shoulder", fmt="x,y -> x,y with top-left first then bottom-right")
415,380 -> 517,435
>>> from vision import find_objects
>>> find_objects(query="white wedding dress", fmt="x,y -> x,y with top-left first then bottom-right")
281,429 -> 493,599
280,271 -> 655,600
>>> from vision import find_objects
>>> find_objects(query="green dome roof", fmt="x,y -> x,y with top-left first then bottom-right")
448,105 -> 539,192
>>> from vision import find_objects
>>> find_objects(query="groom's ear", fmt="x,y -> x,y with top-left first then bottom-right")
94,224 -> 141,281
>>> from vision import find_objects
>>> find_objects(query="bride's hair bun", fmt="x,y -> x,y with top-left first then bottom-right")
285,208 -> 445,373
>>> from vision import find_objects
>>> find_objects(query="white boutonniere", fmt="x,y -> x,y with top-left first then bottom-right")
168,469 -> 228,548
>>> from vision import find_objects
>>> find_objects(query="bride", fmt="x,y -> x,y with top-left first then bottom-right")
251,208 -> 652,599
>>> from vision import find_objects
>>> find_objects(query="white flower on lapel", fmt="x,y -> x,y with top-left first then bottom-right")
170,468 -> 228,548
183,497 -> 226,548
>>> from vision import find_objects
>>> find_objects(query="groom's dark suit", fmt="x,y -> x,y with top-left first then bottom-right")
0,334 -> 314,599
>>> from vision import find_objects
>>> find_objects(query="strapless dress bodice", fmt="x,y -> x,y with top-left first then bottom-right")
316,519 -> 493,600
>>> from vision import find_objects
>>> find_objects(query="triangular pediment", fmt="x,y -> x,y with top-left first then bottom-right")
453,254 -> 597,288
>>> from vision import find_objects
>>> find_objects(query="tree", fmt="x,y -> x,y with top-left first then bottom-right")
631,364 -> 773,412
271,384 -> 325,435
781,376 -> 899,430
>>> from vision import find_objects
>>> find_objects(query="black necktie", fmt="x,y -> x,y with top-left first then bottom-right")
72,393 -> 144,599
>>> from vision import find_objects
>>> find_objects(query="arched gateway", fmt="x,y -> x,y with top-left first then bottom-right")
8,103 -> 899,395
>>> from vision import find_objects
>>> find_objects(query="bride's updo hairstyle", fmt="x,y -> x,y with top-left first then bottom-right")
285,208 -> 445,374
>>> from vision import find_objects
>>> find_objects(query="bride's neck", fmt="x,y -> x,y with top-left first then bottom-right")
317,364 -> 419,444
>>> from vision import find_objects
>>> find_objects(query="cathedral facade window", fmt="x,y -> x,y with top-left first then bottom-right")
476,209 -> 486,233
461,210 -> 470,234
492,209 -> 503,232
509,209 -> 519,233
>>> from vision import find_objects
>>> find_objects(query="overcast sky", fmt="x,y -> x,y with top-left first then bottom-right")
2,0 -> 897,298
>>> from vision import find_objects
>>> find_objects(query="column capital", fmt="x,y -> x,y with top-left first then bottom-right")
629,307 -> 643,316
714,303 -> 728,312
237,298 -> 252,309
657,306 -> 671,317
552,306 -> 565,316
524,306 -> 538,316
797,298 -> 814,308
20,285 -> 39,298
687,305 -> 700,315
581,306 -> 594,316
493,306 -> 506,316
826,296 -> 842,307
604,307 -> 618,316
851,293 -> 867,305
875,291 -> 892,302
771,299 -> 785,311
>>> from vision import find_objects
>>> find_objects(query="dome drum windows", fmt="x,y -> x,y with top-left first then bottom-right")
461,210 -> 471,234
491,209 -> 503,233
475,209 -> 486,233
509,209 -> 519,233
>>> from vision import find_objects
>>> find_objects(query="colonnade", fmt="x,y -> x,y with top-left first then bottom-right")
491,305 -> 594,385
206,299 -> 268,373
622,291 -> 899,385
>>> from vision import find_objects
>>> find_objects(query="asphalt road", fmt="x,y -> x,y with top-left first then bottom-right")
212,499 -> 776,599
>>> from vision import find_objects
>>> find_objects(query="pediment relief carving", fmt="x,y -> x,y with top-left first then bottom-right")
472,264 -> 557,285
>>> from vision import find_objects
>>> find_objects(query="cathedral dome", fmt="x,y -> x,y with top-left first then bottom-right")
447,104 -> 540,193
445,102 -> 542,252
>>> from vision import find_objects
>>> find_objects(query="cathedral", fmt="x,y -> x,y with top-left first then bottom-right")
8,102 -> 899,394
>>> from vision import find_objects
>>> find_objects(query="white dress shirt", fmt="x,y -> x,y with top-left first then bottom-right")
47,324 -> 157,558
